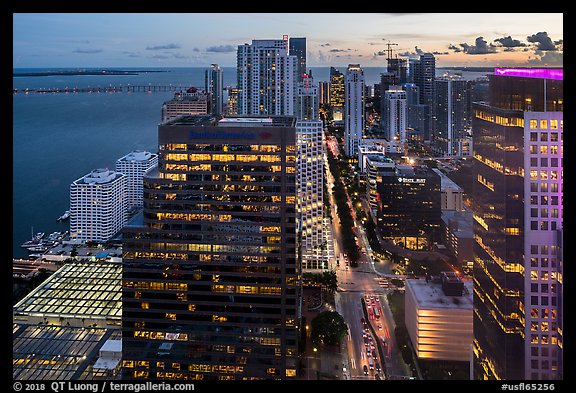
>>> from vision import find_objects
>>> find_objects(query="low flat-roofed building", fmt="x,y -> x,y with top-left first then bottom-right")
13,323 -> 121,380
13,261 -> 122,329
405,273 -> 473,361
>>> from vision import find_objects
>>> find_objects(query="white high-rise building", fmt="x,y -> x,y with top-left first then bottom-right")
237,38 -> 297,116
70,168 -> 127,242
383,85 -> 407,151
523,111 -> 563,380
344,64 -> 365,157
296,119 -> 326,271
116,150 -> 158,210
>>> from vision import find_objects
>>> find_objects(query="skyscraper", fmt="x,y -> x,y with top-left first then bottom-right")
433,75 -> 470,157
382,85 -> 407,148
329,67 -> 344,124
412,53 -> 435,140
116,150 -> 158,211
289,37 -> 306,83
472,68 -> 563,380
208,64 -> 223,116
237,38 -> 297,116
296,73 -> 319,121
296,118 -> 325,271
344,64 -> 365,157
70,168 -> 127,242
121,115 -> 299,380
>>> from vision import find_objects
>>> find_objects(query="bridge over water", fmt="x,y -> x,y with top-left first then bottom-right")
13,84 -> 191,94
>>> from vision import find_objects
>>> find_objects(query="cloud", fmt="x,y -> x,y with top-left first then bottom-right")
432,51 -> 449,55
459,37 -> 497,55
320,43 -> 331,47
373,51 -> 387,56
193,48 -> 200,52
527,50 -> 563,66
329,48 -> 352,53
146,43 -> 181,50
205,45 -> 236,53
494,35 -> 526,48
397,46 -> 424,59
72,48 -> 103,54
151,54 -> 169,59
448,44 -> 462,53
527,32 -> 557,51
173,53 -> 189,59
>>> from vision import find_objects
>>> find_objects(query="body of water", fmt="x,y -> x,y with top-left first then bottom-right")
12,66 -> 489,258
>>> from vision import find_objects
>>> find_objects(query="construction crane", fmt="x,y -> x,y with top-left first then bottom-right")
385,41 -> 398,60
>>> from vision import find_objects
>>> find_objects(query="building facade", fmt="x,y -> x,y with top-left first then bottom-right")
161,88 -> 209,123
471,68 -> 563,380
116,150 -> 158,211
296,74 -> 319,121
208,64 -> 223,116
329,67 -> 344,124
375,165 -> 441,250
344,64 -> 365,157
70,168 -> 127,242
405,273 -> 473,362
237,39 -> 297,116
296,119 -> 326,271
382,85 -> 407,151
412,53 -> 435,140
121,115 -> 299,380
288,37 -> 306,82
434,75 -> 470,157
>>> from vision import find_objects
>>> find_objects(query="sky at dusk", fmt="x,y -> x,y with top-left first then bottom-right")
13,13 -> 563,68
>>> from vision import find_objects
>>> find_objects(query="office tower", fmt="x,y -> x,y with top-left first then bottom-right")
329,67 -> 344,123
237,38 -> 297,116
70,168 -> 127,242
116,150 -> 158,211
523,111 -> 563,380
161,88 -> 209,123
227,87 -> 239,115
382,85 -> 407,148
472,68 -> 563,380
375,164 -> 441,250
208,64 -> 223,116
412,53 -> 435,139
296,119 -> 325,271
434,75 -> 470,157
363,154 -> 394,211
289,37 -> 306,82
122,115 -> 299,380
296,73 -> 319,121
318,81 -> 330,105
344,64 -> 365,157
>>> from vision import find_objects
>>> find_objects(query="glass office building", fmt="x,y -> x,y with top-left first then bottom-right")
121,115 -> 299,380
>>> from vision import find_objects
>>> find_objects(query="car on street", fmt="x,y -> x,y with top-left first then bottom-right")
363,365 -> 369,375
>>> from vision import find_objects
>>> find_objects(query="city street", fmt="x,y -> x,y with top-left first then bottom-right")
326,146 -> 411,380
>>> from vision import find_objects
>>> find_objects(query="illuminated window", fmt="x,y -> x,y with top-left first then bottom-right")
540,120 -> 548,129
530,120 -> 538,130
141,302 -> 149,309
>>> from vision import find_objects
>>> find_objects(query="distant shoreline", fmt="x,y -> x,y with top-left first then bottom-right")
13,69 -> 169,77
